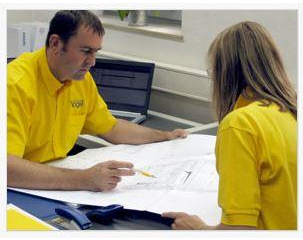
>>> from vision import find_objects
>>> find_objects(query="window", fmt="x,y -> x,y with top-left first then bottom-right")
95,10 -> 183,41
146,10 -> 182,22
99,10 -> 181,23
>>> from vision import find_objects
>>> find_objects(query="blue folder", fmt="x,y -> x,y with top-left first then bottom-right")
7,189 -> 173,230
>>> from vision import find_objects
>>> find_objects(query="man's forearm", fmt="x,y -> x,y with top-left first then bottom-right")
100,119 -> 170,145
7,155 -> 90,190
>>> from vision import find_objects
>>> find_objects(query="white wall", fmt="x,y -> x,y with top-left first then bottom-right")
102,10 -> 297,84
7,10 -> 298,123
181,10 -> 297,82
7,10 -> 34,24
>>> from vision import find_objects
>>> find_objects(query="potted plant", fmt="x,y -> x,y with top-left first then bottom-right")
118,10 -> 147,26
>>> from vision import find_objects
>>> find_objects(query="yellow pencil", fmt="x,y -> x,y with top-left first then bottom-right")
135,169 -> 156,178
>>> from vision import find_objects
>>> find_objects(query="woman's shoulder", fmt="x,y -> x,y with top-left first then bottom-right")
219,101 -> 266,133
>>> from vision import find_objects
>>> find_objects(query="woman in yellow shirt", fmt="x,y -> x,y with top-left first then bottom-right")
163,21 -> 297,230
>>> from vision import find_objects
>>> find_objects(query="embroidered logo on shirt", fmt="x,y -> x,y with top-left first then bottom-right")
71,99 -> 84,108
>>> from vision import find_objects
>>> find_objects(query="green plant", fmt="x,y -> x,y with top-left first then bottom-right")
118,10 -> 161,21
118,10 -> 129,21
152,10 -> 160,17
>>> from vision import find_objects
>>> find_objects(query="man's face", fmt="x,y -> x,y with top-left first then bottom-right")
57,25 -> 102,81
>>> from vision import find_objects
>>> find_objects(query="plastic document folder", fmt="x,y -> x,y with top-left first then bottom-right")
7,203 -> 57,231
7,190 -> 172,230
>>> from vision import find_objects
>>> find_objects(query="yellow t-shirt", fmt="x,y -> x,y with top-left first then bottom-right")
216,95 -> 297,230
7,47 -> 117,162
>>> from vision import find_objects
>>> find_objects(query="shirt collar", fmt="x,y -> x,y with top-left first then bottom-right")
233,92 -> 254,110
37,47 -> 72,96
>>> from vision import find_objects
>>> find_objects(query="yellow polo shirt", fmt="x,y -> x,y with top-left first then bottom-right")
8,47 -> 117,162
216,95 -> 297,229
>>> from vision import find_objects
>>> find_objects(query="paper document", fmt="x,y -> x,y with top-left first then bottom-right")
46,134 -> 216,170
10,134 -> 221,225
121,155 -> 218,191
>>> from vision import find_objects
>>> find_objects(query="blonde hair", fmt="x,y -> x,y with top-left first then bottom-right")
208,21 -> 297,122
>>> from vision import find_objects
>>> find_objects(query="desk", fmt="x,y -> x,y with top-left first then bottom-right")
9,112 -> 219,230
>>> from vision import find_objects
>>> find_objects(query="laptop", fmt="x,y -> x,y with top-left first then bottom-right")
90,58 -> 155,124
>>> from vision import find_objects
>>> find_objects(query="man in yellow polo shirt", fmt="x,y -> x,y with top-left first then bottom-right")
7,10 -> 187,192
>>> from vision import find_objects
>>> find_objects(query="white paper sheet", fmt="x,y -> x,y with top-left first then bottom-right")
10,134 -> 221,225
148,190 -> 221,226
46,134 -> 216,169
120,155 -> 218,192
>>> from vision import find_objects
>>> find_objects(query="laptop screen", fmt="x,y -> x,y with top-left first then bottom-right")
90,58 -> 155,115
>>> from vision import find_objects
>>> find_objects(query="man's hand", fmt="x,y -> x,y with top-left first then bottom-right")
166,129 -> 188,140
84,160 -> 135,192
8,155 -> 135,191
162,212 -> 207,230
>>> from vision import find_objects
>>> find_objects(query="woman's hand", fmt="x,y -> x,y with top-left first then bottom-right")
162,212 -> 208,230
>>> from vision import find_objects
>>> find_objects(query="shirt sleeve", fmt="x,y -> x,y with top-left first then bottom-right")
215,126 -> 261,227
81,75 -> 117,135
7,80 -> 32,157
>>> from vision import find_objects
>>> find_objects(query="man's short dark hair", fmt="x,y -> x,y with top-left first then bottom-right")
45,10 -> 105,47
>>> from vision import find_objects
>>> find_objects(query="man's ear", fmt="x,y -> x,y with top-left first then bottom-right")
48,34 -> 63,55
